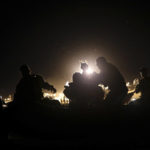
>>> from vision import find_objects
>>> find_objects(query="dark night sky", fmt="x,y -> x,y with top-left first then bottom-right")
1,1 -> 150,97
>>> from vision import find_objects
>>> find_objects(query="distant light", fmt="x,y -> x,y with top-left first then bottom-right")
86,68 -> 93,75
2,104 -> 7,108
65,81 -> 69,86
55,93 -> 64,101
130,92 -> 141,101
43,93 -> 56,98
131,98 -> 136,101
4,95 -> 12,103
126,82 -> 130,87
43,92 -> 69,104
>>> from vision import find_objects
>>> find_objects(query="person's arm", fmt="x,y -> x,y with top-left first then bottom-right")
37,75 -> 56,93
43,82 -> 56,93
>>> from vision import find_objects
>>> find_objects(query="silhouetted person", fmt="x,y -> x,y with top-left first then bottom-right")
80,62 -> 105,108
64,72 -> 87,109
13,64 -> 56,107
81,62 -> 89,76
64,63 -> 104,110
135,67 -> 150,105
96,57 -> 128,107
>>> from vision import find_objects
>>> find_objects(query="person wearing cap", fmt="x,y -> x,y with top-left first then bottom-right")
96,57 -> 128,107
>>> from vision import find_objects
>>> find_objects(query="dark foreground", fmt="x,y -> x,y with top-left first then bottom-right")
5,103 -> 150,149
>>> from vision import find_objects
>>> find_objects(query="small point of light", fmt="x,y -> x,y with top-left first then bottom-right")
65,81 -> 69,86
126,82 -> 130,87
105,86 -> 109,90
131,98 -> 136,101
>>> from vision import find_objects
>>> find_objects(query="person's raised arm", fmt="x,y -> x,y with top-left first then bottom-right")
43,82 -> 57,93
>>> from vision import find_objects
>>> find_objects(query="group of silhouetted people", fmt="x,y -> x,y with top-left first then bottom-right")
5,56 -> 150,113
1,56 -> 150,147
64,57 -> 128,110
0,56 -> 148,148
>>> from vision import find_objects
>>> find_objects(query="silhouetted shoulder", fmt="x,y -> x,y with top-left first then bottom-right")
107,63 -> 121,74
32,74 -> 44,84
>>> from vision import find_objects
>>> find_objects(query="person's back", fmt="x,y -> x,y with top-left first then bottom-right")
64,72 -> 85,109
96,57 -> 128,106
14,74 -> 34,106
104,63 -> 127,93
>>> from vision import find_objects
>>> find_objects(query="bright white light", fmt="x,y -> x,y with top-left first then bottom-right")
65,81 -> 69,86
126,82 -> 130,87
86,68 -> 93,74
131,98 -> 136,101
130,92 -> 141,101
4,95 -> 12,103
43,93 -> 55,98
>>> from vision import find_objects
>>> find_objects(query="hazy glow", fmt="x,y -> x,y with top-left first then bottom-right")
43,93 -> 56,99
4,95 -> 12,103
55,93 -> 64,101
86,68 -> 94,75
86,68 -> 93,74
131,92 -> 141,101
126,82 -> 130,87
43,92 -> 69,104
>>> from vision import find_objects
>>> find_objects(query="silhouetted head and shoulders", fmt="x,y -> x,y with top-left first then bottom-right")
19,64 -> 31,77
96,57 -> 122,76
14,64 -> 56,104
81,62 -> 88,75
96,57 -> 127,89
19,64 -> 44,84
95,57 -> 128,107
16,64 -> 33,90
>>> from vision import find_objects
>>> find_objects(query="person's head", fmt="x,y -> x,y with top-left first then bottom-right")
81,63 -> 88,72
72,72 -> 82,83
139,67 -> 148,78
96,57 -> 107,69
19,64 -> 31,77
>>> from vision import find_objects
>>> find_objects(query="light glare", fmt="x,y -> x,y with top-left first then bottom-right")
86,68 -> 93,74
